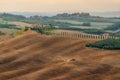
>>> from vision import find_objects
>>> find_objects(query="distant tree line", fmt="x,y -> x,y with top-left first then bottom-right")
56,12 -> 90,17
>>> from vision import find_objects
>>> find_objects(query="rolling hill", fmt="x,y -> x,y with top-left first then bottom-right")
0,31 -> 120,80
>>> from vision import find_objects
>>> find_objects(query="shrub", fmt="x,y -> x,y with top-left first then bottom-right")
31,27 -> 55,35
82,22 -> 91,26
13,30 -> 26,37
0,31 -> 5,35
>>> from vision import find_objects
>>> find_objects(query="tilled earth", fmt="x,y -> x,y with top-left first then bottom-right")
0,31 -> 119,80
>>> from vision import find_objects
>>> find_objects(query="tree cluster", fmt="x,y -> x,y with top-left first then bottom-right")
86,39 -> 120,50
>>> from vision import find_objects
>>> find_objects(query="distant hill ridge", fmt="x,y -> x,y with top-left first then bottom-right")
3,11 -> 120,17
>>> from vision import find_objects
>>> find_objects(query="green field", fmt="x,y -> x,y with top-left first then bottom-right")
54,20 -> 83,24
54,19 -> 113,29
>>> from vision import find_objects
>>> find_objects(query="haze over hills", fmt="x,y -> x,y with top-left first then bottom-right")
8,12 -> 56,17
7,11 -> 120,17
91,11 -> 120,17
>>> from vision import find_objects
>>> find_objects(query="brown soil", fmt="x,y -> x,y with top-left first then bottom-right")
0,31 -> 120,80
0,35 -> 13,42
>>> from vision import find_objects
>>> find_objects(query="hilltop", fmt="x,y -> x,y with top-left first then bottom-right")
0,31 -> 120,80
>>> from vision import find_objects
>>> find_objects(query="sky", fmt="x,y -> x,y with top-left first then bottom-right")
0,0 -> 120,13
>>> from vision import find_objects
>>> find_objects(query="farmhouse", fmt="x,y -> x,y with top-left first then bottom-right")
24,23 -> 55,31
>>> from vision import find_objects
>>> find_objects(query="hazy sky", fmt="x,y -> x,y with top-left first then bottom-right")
0,0 -> 120,12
